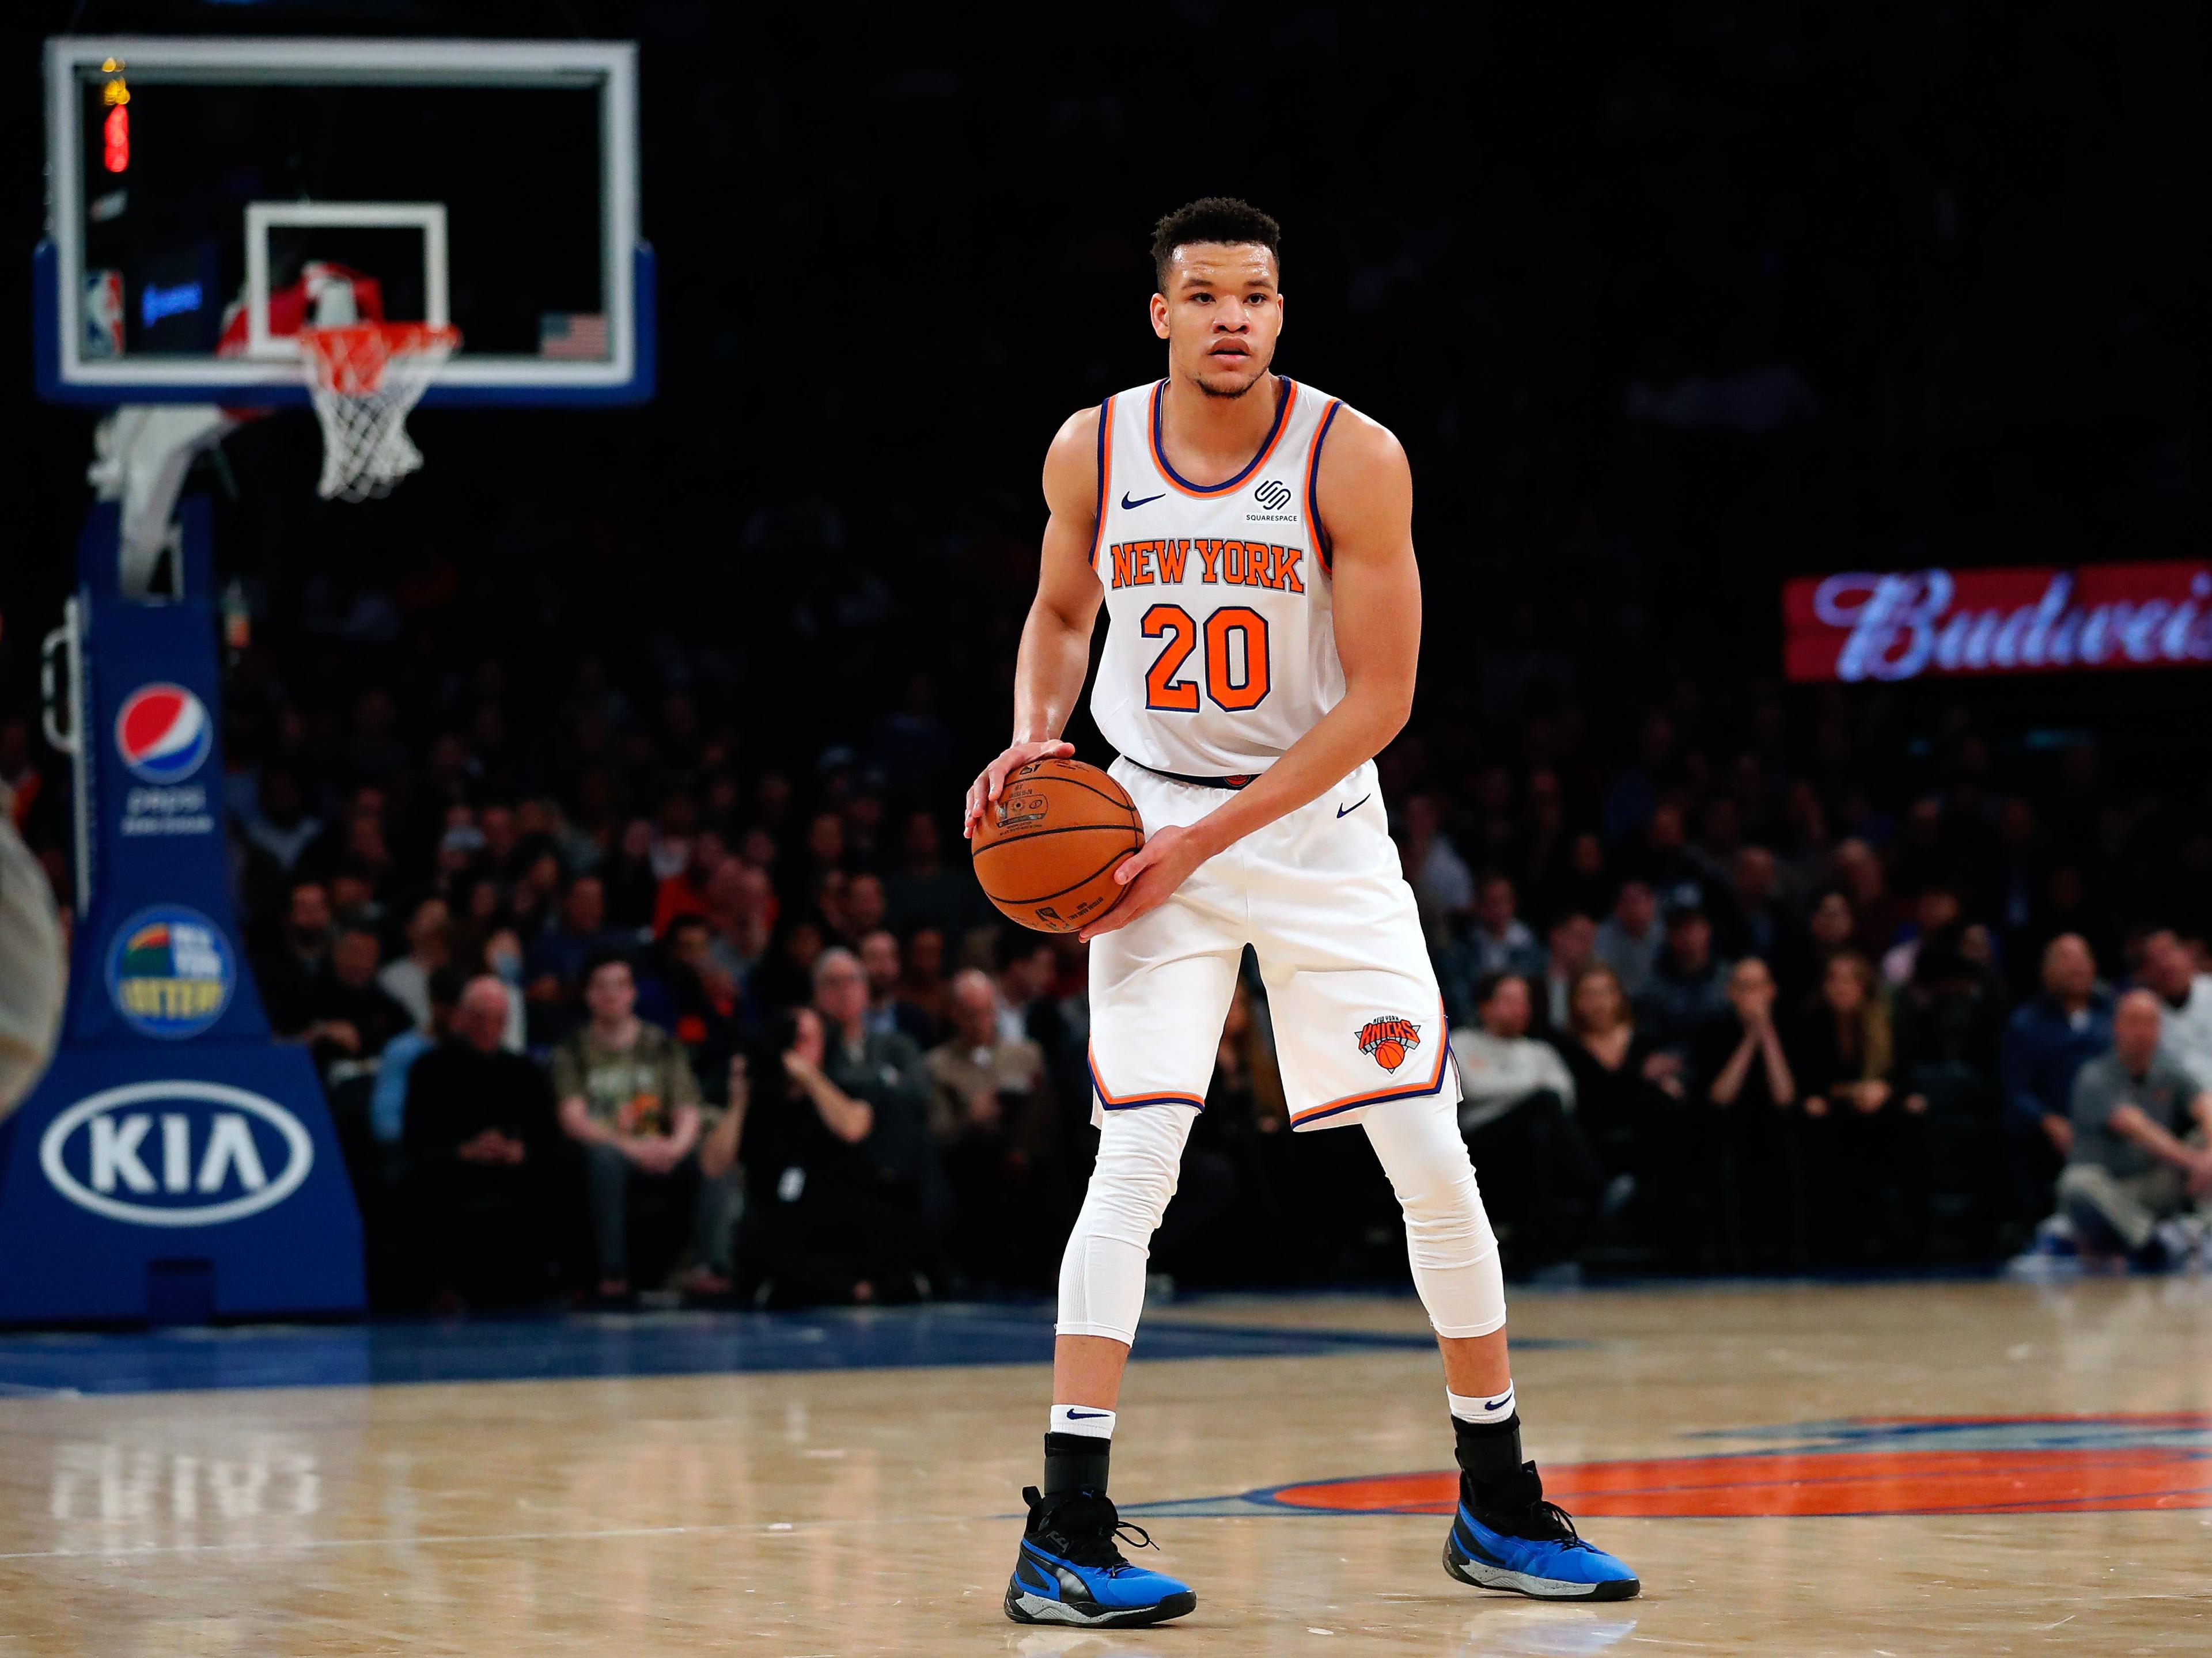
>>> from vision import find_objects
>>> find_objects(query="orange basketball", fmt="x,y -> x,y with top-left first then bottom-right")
971,757 -> 1145,934
1373,1039 -> 1406,1070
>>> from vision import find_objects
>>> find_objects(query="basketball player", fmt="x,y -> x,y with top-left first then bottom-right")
963,199 -> 1639,1627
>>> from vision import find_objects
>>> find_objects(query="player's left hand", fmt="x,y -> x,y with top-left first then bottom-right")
1079,823 -> 1210,942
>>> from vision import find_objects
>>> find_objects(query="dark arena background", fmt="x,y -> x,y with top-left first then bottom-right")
0,4 -> 2208,1655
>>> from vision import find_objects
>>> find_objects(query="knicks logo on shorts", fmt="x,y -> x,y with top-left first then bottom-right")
1356,1016 -> 1422,1073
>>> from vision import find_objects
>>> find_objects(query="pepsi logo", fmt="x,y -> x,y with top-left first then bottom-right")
39,1081 -> 315,1227
114,683 -> 211,784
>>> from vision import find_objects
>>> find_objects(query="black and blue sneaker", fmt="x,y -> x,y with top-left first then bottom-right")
1003,1485 -> 1198,1628
1443,1459 -> 1640,1602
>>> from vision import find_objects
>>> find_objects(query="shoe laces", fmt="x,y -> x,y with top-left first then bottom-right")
1469,1464 -> 1589,1550
1518,1498 -> 1586,1547
1025,1488 -> 1162,1573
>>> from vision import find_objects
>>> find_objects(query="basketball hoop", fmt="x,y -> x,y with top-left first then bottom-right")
298,320 -> 460,503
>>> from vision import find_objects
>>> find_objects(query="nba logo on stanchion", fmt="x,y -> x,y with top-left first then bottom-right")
106,905 -> 234,1039
114,683 -> 212,784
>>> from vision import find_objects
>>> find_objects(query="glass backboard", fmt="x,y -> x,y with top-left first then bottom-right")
36,36 -> 651,407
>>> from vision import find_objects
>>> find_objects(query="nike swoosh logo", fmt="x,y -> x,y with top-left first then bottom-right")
1483,1395 -> 1511,1412
1120,491 -> 1164,510
1063,1408 -> 1112,1419
1337,793 -> 1373,818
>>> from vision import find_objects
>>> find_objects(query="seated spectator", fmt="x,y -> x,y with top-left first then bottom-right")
997,940 -> 1060,1047
602,818 -> 661,931
1700,958 -> 1801,1268
1630,802 -> 1715,917
1723,847 -> 1810,997
860,929 -> 936,1046
650,914 -> 743,1073
371,966 -> 464,1147
1796,950 -> 1921,1265
925,968 -> 1052,1286
1534,911 -> 1597,1038
1449,973 -> 1598,1271
1556,962 -> 1698,1261
1207,978 -> 1288,1135
884,810 -> 977,939
243,766 -> 325,875
1402,792 -> 1475,944
327,855 -> 385,938
2056,988 -> 2212,1268
1594,879 -> 1662,1000
552,953 -> 733,1299
525,875 -> 620,1008
1155,979 -> 1278,1290
1805,888 -> 1856,974
1893,926 -> 2003,1118
1881,883 -> 1963,987
1544,830 -> 1613,925
2140,929 -> 2212,1091
749,917 -> 827,1011
734,1002 -> 930,1306
1637,900 -> 1732,1057
1999,934 -> 2112,1226
402,976 -> 574,1308
1797,951 -> 1894,1119
255,878 -> 334,1038
303,921 -> 416,1105
478,925 -> 529,1053
813,946 -> 933,1151
653,832 -> 726,938
378,896 -> 451,1033
704,858 -> 775,985
899,926 -> 954,1037
840,872 -> 890,947
1835,839 -> 1911,959
1443,875 -> 1548,1019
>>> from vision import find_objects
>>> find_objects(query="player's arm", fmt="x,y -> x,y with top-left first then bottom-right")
1081,409 -> 1419,940
962,407 -> 1106,837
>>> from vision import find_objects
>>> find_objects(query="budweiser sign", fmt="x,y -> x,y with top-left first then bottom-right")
1784,562 -> 2212,683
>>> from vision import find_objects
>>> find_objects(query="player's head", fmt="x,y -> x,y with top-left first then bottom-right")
1149,196 -> 1283,399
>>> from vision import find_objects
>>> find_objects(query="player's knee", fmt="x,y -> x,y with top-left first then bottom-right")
1400,1165 -> 1499,1273
1080,1107 -> 1190,1245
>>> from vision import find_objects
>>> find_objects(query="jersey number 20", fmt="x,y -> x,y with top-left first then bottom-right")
1142,604 -> 1270,712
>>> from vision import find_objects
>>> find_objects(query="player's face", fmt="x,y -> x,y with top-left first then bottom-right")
1151,244 -> 1282,398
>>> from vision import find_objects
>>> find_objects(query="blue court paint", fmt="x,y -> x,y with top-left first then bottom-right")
0,1304 -> 1585,1398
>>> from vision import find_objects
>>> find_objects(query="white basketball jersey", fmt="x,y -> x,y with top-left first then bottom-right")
1089,377 -> 1348,777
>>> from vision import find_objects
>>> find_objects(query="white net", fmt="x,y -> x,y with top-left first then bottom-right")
299,322 -> 460,503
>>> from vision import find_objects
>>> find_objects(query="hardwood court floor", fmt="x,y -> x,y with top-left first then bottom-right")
0,1277 -> 2207,1656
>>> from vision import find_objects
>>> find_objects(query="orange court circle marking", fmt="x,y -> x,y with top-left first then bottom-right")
1247,1415 -> 2212,1518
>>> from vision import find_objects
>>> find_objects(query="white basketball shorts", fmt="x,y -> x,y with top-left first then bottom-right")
1086,756 -> 1459,1131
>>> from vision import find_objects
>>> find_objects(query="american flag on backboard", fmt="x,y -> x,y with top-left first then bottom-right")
539,313 -> 608,359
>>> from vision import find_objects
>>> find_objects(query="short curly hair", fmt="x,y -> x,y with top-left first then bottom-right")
1150,197 -> 1282,291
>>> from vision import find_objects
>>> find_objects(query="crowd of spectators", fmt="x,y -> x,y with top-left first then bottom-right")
21,644 -> 2212,1311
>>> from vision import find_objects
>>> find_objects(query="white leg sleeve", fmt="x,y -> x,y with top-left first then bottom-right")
1055,1103 -> 1199,1344
1362,1092 -> 1507,1340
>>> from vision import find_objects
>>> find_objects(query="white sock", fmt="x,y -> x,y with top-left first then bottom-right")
1050,1404 -> 1116,1440
1448,1383 -> 1515,1425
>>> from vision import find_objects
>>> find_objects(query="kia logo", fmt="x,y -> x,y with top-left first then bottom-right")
1254,478 -> 1293,511
40,1082 -> 314,1227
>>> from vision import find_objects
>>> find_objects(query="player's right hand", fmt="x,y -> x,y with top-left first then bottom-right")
962,739 -> 1075,838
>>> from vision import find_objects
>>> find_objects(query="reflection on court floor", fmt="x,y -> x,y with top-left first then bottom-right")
2,1277 -> 2208,1656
